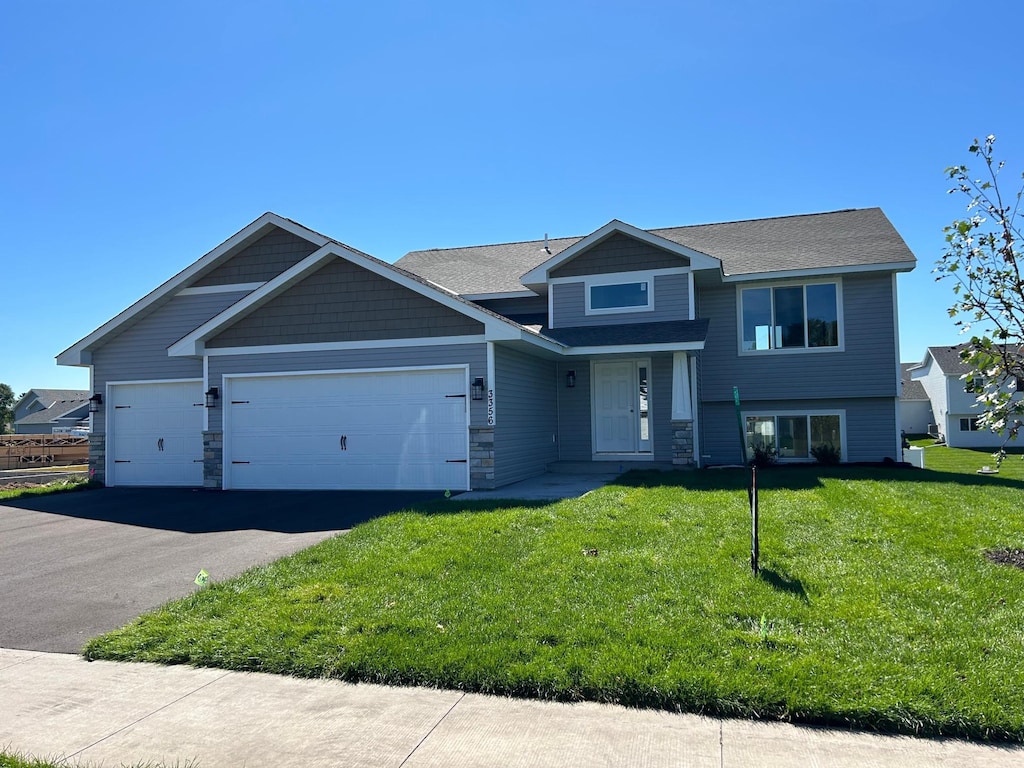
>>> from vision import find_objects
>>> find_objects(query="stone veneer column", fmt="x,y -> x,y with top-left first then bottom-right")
88,433 -> 105,485
469,426 -> 495,489
203,431 -> 223,490
671,421 -> 695,467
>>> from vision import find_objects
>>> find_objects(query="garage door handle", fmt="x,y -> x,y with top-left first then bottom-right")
340,435 -> 347,451
157,438 -> 164,451
114,460 -> 131,463
446,459 -> 468,463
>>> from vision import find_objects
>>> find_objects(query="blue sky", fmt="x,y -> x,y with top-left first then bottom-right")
3,1 -> 1022,397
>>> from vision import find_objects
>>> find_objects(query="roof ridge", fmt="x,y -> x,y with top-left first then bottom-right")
403,208 -> 875,256
650,207 -> 873,232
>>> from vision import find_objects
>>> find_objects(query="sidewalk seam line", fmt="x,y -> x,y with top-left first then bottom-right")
60,669 -> 234,762
398,692 -> 467,767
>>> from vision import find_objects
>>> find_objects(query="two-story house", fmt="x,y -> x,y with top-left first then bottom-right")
56,207 -> 915,490
909,344 -> 1023,448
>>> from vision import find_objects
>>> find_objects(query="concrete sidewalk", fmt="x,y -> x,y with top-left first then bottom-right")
2,649 -> 1020,767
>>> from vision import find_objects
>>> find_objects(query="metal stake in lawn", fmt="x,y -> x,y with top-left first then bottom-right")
749,464 -> 760,576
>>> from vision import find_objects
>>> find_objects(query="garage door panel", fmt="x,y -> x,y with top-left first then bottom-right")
109,381 -> 204,487
225,369 -> 469,491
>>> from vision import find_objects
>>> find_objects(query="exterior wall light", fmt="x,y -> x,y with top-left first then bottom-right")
205,387 -> 220,408
471,377 -> 485,401
88,393 -> 103,413
566,370 -> 576,388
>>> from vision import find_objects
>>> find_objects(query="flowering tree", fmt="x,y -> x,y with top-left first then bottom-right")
935,135 -> 1024,460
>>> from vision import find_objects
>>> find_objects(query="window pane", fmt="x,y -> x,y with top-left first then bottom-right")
638,367 -> 649,442
806,283 -> 839,347
810,415 -> 841,450
591,282 -> 648,309
778,415 -> 809,458
742,288 -> 772,350
745,416 -> 775,455
773,286 -> 805,348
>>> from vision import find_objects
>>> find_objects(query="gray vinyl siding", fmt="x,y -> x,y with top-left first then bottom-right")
492,346 -> 558,485
193,228 -> 319,287
91,291 -> 251,434
206,343 -> 488,431
208,258 -> 483,348
699,397 -> 898,465
556,361 -> 591,460
651,354 -> 673,459
698,273 -> 898,402
550,232 -> 688,277
473,295 -> 547,319
551,273 -> 690,328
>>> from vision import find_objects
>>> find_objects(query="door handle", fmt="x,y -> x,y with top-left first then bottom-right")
157,438 -> 164,451
340,435 -> 347,451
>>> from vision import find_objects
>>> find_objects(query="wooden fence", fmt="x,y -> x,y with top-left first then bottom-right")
0,434 -> 89,470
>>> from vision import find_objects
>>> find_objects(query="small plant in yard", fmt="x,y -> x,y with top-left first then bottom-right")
749,443 -> 777,467
810,442 -> 841,465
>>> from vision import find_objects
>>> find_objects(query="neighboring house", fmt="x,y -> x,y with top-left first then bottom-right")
12,389 -> 90,435
908,344 -> 1022,448
899,363 -> 933,436
57,208 -> 915,491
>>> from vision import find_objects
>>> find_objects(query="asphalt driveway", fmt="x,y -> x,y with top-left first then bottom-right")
0,487 -> 437,653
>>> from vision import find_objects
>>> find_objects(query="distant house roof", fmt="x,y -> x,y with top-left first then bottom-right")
923,344 -> 974,377
396,208 -> 916,296
900,363 -> 929,400
14,391 -> 90,426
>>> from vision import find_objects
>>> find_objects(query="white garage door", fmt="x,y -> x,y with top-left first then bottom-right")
224,368 -> 469,491
108,381 -> 205,487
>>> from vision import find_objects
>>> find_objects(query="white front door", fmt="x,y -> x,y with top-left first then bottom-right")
593,360 -> 652,454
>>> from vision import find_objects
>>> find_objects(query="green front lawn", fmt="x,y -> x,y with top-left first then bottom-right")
84,462 -> 1024,741
0,476 -> 93,501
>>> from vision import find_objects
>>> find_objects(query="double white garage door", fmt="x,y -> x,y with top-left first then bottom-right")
108,369 -> 469,491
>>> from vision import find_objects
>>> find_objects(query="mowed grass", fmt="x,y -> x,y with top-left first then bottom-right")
0,476 -> 93,501
83,462 -> 1024,741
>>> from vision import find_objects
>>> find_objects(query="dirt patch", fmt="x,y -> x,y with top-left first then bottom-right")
0,482 -> 45,490
985,548 -> 1024,570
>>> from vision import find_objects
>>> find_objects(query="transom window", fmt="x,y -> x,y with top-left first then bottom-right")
741,282 -> 840,351
587,280 -> 652,313
745,412 -> 843,461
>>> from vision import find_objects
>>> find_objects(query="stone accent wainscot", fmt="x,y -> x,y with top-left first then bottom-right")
203,431 -> 223,489
88,433 -> 105,485
671,420 -> 695,467
469,426 -> 495,489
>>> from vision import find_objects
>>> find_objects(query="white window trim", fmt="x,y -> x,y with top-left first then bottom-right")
736,277 -> 845,356
584,274 -> 654,316
741,409 -> 847,463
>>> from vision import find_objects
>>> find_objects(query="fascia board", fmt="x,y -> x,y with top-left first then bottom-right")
56,212 -> 328,366
462,290 -> 540,300
520,219 -> 721,286
721,261 -> 917,283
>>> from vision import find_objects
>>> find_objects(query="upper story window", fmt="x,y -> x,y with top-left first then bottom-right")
740,281 -> 840,352
586,278 -> 653,315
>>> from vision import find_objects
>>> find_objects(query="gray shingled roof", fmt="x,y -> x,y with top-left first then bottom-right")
926,344 -> 973,376
23,389 -> 90,408
540,319 -> 710,348
396,208 -> 915,296
15,397 -> 90,424
900,363 -> 929,400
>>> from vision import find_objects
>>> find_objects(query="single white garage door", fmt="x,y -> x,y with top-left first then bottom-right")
224,368 -> 469,491
108,380 -> 205,487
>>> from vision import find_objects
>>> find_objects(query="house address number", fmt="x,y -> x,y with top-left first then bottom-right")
487,389 -> 495,426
